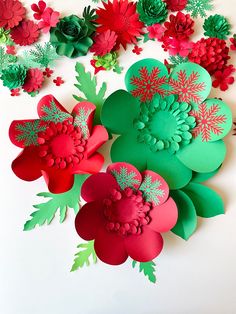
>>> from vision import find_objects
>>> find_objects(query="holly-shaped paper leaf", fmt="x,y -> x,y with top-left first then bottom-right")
171,190 -> 197,240
73,62 -> 107,125
132,260 -> 157,283
71,241 -> 97,272
183,183 -> 224,218
24,175 -> 88,231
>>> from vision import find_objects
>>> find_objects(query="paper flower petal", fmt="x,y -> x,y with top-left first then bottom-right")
81,173 -> 119,202
75,152 -> 105,175
124,226 -> 163,262
85,125 -> 108,157
101,90 -> 140,134
43,168 -> 74,194
191,168 -> 221,183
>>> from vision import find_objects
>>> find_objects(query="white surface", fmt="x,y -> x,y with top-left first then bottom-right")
1,0 -> 236,313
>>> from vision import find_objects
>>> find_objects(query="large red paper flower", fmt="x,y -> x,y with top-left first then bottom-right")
10,20 -> 40,46
22,68 -> 44,93
164,12 -> 194,40
9,95 -> 108,193
75,162 -> 178,265
95,0 -> 144,50
0,0 -> 26,29
90,30 -> 117,56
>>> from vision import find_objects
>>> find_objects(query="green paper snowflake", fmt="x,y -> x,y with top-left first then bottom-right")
73,107 -> 93,139
139,175 -> 165,205
16,120 -> 46,146
0,47 -> 17,74
41,101 -> 71,123
110,166 -> 140,190
168,55 -> 189,66
186,0 -> 213,18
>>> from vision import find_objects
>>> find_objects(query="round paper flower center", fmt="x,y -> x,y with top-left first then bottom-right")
103,187 -> 152,236
113,14 -> 129,32
37,121 -> 87,169
134,95 -> 196,154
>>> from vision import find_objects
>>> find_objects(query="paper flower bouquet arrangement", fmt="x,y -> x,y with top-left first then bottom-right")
3,0 -> 234,283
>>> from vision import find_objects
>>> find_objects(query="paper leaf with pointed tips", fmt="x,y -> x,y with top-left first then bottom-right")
24,175 -> 88,231
71,241 -> 97,272
132,260 -> 157,283
73,62 -> 107,125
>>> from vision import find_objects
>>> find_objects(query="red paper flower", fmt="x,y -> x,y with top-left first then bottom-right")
10,88 -> 20,96
6,45 -> 16,55
212,65 -> 235,91
43,68 -> 53,77
188,38 -> 230,75
162,37 -> 193,57
164,0 -> 187,11
38,7 -> 60,33
10,20 -> 40,46
31,0 -> 46,20
9,95 -> 108,193
96,0 -> 144,50
22,68 -> 44,93
164,12 -> 194,40
75,162 -> 178,265
0,0 -> 26,29
229,37 -> 236,51
53,77 -> 64,86
132,45 -> 143,55
90,30 -> 117,56
147,23 -> 165,40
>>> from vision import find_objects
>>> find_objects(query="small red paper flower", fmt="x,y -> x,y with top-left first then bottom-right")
0,0 -> 26,29
212,65 -> 235,91
147,23 -> 165,40
164,0 -> 187,11
229,37 -> 236,51
6,45 -> 16,55
10,88 -> 20,96
22,68 -> 44,93
75,162 -> 178,265
90,60 -> 106,75
31,0 -> 46,20
38,7 -> 60,33
43,68 -> 53,77
164,12 -> 194,40
96,0 -> 144,50
9,95 -> 108,193
162,37 -> 193,57
132,45 -> 143,55
10,20 -> 40,46
90,30 -> 117,56
53,77 -> 64,86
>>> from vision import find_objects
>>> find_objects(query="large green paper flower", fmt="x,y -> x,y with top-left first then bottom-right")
203,14 -> 231,39
137,0 -> 168,26
50,15 -> 93,58
101,59 -> 232,190
1,64 -> 27,89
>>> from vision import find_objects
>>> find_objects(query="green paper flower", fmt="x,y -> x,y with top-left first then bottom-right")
1,64 -> 27,90
137,0 -> 168,26
101,59 -> 232,190
203,14 -> 231,39
93,52 -> 118,70
50,15 -> 93,58
0,28 -> 11,44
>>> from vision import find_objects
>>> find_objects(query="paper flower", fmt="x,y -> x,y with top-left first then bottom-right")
101,59 -> 232,189
188,38 -> 230,75
230,35 -> 236,51
0,28 -> 11,44
93,52 -> 118,71
10,20 -> 40,46
53,76 -> 64,86
164,12 -> 194,40
43,67 -> 53,77
6,45 -> 16,55
212,65 -> 235,91
75,162 -> 178,265
162,37 -> 193,57
9,95 -> 108,193
164,0 -> 187,11
1,64 -> 26,89
0,0 -> 26,29
137,0 -> 168,26
203,14 -> 231,40
22,68 -> 44,93
31,1 -> 46,20
10,88 -> 20,96
132,46 -> 143,55
96,0 -> 144,50
147,23 -> 165,40
50,15 -> 93,58
38,7 -> 60,33
90,30 -> 117,56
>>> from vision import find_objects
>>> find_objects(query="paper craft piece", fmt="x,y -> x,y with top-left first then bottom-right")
24,174 -> 88,230
101,59 -> 232,189
0,0 -> 26,29
132,260 -> 157,283
71,241 -> 97,272
9,94 -> 108,193
75,162 -> 178,265
203,14 -> 231,40
186,0 -> 213,18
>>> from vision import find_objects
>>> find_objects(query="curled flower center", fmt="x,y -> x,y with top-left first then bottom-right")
103,187 -> 152,236
37,121 -> 87,169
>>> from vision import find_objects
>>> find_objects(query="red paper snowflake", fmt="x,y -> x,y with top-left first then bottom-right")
130,67 -> 167,102
168,70 -> 205,104
190,103 -> 227,142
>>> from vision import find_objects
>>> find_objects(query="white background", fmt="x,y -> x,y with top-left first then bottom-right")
1,0 -> 236,313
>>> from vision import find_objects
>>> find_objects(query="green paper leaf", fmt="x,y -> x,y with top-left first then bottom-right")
24,175 -> 88,231
71,241 -> 97,272
73,62 -> 107,125
183,183 -> 225,218
132,260 -> 157,283
171,190 -> 197,240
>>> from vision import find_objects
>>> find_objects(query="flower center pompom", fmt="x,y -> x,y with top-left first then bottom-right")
103,187 -> 152,236
37,121 -> 87,169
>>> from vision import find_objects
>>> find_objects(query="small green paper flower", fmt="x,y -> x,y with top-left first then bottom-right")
137,0 -> 168,26
1,64 -> 27,90
93,52 -> 118,70
0,28 -> 11,44
203,14 -> 231,40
